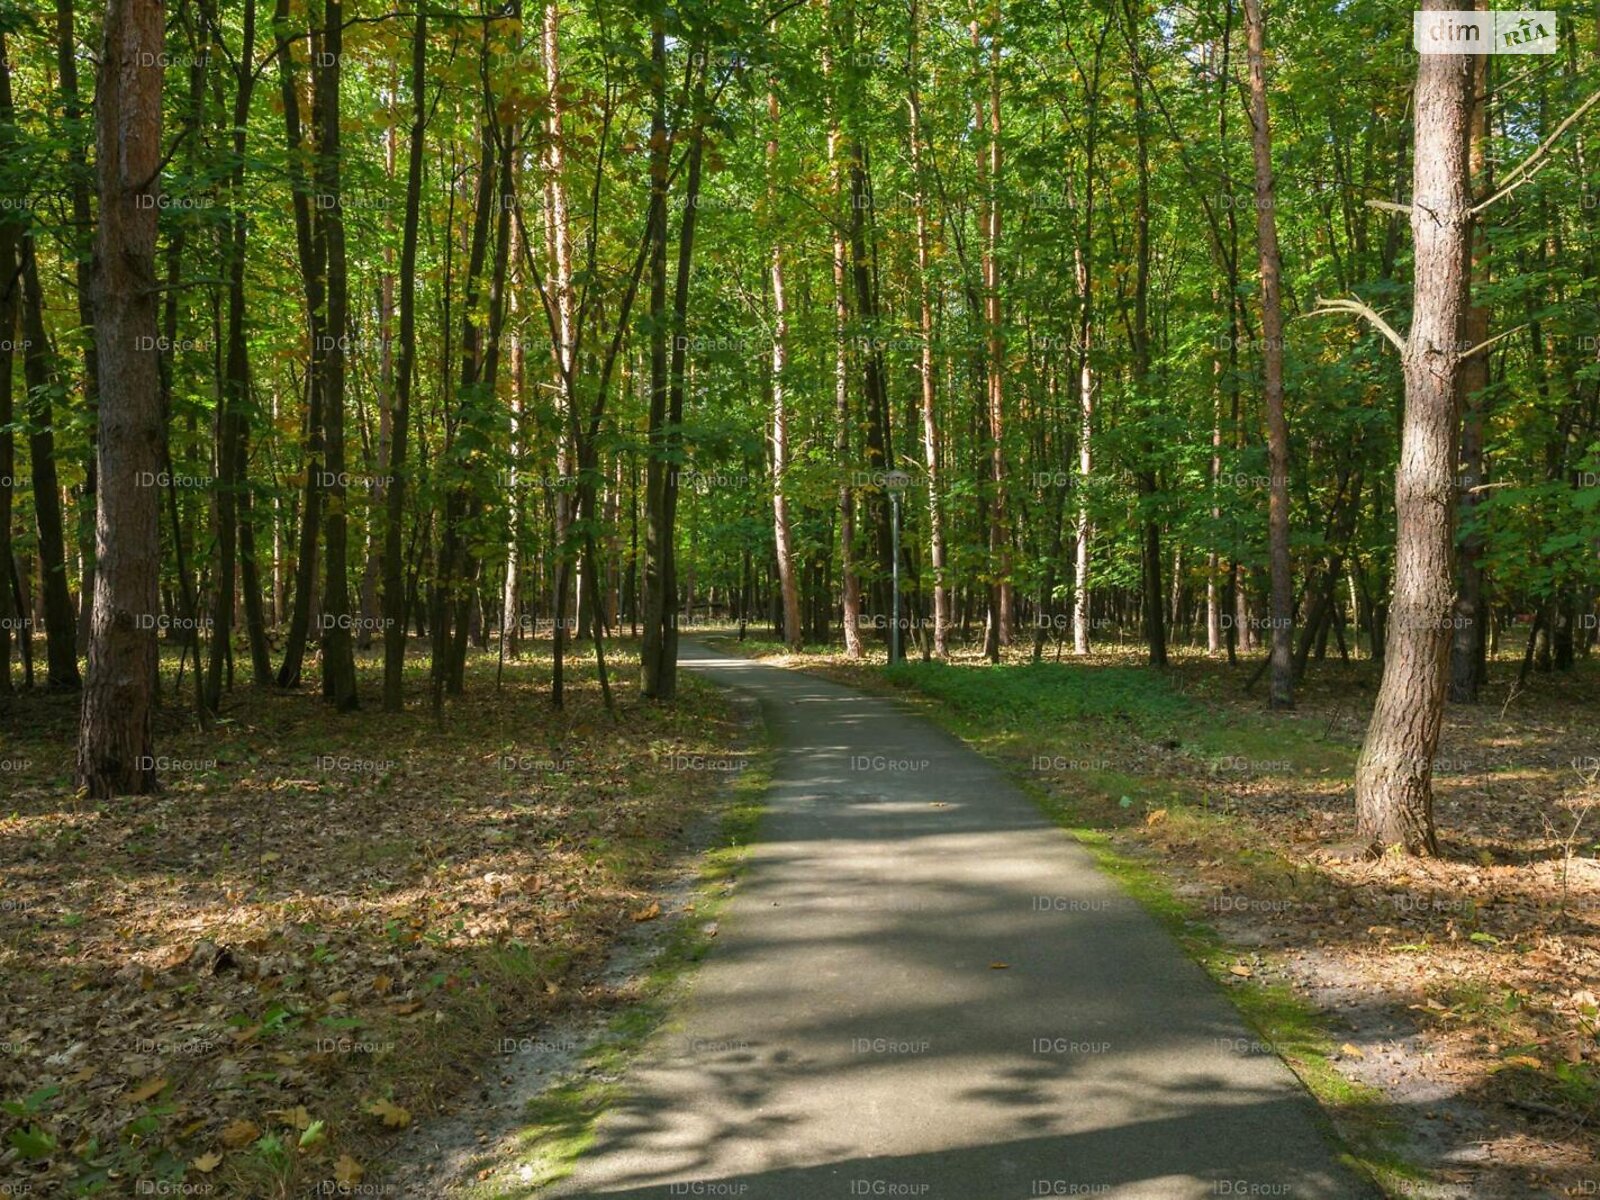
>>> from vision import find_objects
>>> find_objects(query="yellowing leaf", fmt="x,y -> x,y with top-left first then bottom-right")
271,1105 -> 313,1131
192,1152 -> 223,1173
1502,1054 -> 1543,1070
127,1077 -> 167,1104
220,1119 -> 260,1149
334,1155 -> 365,1187
365,1098 -> 411,1128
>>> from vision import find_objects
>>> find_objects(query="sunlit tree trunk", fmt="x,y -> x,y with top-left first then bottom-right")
768,81 -> 803,652
907,0 -> 947,657
823,10 -> 862,659
1354,0 -> 1471,856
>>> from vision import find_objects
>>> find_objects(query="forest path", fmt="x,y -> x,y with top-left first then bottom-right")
547,640 -> 1375,1200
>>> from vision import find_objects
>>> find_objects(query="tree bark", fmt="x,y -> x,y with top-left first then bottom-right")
823,19 -> 863,659
1243,0 -> 1294,708
78,0 -> 164,796
1449,5 -> 1490,704
906,0 -> 948,658
316,0 -> 357,710
1354,0 -> 1471,856
274,0 -> 325,688
382,3 -> 425,712
768,82 -> 803,652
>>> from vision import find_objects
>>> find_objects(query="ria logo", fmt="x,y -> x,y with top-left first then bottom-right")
1413,10 -> 1556,55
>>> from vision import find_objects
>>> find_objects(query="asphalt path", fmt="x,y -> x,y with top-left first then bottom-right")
550,640 -> 1376,1200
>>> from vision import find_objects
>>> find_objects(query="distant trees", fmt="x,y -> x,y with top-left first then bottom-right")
0,0 -> 1591,845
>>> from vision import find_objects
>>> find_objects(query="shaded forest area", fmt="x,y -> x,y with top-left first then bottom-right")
3,0 -> 1600,1192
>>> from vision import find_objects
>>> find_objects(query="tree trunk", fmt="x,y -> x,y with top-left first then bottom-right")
382,3 -> 425,712
78,0 -> 164,796
1243,0 -> 1294,708
768,82 -> 803,652
907,0 -> 948,657
55,0 -> 100,658
317,0 -> 357,710
1449,5 -> 1490,704
17,239 -> 82,689
274,0 -> 325,688
1354,0 -> 1471,856
824,22 -> 863,659
206,0 -> 266,708
977,6 -> 1009,658
0,39 -> 20,692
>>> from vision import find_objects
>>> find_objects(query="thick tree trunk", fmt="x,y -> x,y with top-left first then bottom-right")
1243,0 -> 1294,708
1354,0 -> 1471,856
78,0 -> 164,796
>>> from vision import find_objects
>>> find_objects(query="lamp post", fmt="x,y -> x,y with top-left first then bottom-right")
884,469 -> 910,665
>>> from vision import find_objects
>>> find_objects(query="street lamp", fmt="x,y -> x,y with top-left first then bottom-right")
883,468 -> 910,665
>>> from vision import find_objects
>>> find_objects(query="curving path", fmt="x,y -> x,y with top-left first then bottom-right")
549,640 -> 1377,1200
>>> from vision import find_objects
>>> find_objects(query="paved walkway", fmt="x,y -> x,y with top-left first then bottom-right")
551,641 -> 1376,1199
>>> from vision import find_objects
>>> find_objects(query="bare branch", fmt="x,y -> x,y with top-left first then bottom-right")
1461,323 -> 1527,360
1473,87 -> 1600,214
1363,199 -> 1411,215
1306,296 -> 1406,353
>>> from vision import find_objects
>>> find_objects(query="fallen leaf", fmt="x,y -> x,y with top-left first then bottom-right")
270,1105 -> 313,1131
1340,1043 -> 1365,1059
335,1155 -> 365,1186
127,1077 -> 167,1104
1228,965 -> 1253,978
192,1152 -> 223,1173
989,961 -> 1009,970
631,901 -> 661,922
220,1119 -> 260,1149
1502,1054 -> 1542,1070
365,1098 -> 411,1128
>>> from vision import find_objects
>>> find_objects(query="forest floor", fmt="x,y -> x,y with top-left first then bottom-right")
0,640 -> 753,1198
705,629 -> 1600,1200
